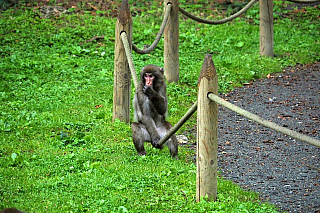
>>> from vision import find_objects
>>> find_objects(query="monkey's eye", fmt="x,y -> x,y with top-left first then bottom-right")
144,73 -> 153,78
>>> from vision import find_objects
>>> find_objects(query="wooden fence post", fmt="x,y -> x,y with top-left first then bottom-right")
260,0 -> 274,57
113,0 -> 133,123
164,0 -> 179,83
196,54 -> 218,202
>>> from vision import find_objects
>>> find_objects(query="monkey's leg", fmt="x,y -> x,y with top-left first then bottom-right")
132,122 -> 151,156
164,121 -> 178,159
141,115 -> 162,149
167,135 -> 178,159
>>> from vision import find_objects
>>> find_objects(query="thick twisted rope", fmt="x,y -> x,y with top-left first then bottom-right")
208,93 -> 320,148
120,31 -> 139,89
179,0 -> 257,25
159,101 -> 198,146
132,3 -> 172,54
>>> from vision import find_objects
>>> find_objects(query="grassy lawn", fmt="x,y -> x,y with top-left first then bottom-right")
0,0 -> 319,212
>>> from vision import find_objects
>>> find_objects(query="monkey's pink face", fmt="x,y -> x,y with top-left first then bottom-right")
144,73 -> 155,86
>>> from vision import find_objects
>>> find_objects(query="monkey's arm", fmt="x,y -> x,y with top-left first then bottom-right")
143,86 -> 167,115
136,93 -> 162,139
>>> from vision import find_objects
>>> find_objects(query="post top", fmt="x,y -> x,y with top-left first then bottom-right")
197,54 -> 217,88
118,0 -> 132,25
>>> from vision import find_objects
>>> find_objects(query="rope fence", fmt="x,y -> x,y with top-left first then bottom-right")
116,0 -> 320,148
179,0 -> 258,25
127,0 -> 320,60
113,0 -> 320,203
132,3 -> 172,54
196,54 -> 320,201
207,93 -> 320,148
120,32 -> 139,89
179,0 -> 320,25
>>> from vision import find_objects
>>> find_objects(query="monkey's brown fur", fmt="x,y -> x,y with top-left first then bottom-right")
132,65 -> 178,158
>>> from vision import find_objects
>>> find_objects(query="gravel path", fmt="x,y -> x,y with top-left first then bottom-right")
187,62 -> 320,212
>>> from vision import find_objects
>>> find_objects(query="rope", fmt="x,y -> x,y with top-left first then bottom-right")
207,93 -> 320,148
132,3 -> 172,54
179,0 -> 257,25
159,101 -> 198,146
120,32 -> 139,89
285,0 -> 320,3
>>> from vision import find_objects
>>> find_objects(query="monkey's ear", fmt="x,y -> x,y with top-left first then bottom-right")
160,67 -> 164,75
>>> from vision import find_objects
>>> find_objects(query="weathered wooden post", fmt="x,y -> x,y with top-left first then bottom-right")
113,0 -> 133,123
259,0 -> 274,57
164,0 -> 179,83
197,54 -> 218,202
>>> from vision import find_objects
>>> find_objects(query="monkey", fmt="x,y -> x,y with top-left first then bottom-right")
132,65 -> 178,158
0,208 -> 26,213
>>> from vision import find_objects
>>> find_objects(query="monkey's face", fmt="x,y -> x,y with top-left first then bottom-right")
144,73 -> 155,87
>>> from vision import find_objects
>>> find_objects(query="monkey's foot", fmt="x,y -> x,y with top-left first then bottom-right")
151,138 -> 163,149
138,151 -> 147,156
171,155 -> 179,160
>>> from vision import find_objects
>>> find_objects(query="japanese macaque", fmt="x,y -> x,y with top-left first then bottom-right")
132,65 -> 178,158
0,208 -> 26,213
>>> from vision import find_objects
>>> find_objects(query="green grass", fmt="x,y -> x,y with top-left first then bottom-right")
0,1 -> 319,212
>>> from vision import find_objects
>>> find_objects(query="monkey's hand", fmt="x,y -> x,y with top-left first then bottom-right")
143,85 -> 156,97
151,138 -> 163,149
